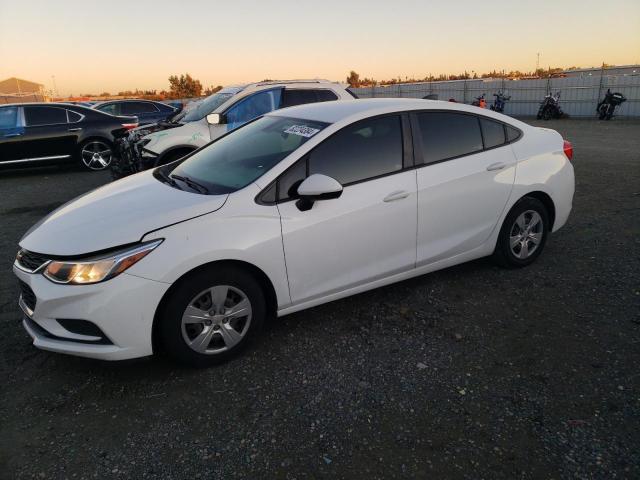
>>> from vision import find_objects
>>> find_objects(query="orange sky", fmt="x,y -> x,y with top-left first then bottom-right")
1,0 -> 639,95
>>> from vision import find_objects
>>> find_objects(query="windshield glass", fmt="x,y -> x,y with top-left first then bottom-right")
166,116 -> 329,194
181,93 -> 234,122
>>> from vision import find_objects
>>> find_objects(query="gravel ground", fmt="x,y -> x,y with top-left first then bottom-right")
0,119 -> 638,479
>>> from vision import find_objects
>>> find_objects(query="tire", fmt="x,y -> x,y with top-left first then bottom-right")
157,266 -> 266,367
542,107 -> 553,121
77,138 -> 113,171
492,197 -> 550,268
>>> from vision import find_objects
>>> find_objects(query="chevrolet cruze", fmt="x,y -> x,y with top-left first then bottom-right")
13,99 -> 575,367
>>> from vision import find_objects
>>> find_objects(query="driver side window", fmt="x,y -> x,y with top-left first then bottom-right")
226,89 -> 283,131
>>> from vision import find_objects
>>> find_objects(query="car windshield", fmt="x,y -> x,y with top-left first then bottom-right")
164,115 -> 329,194
181,93 -> 234,122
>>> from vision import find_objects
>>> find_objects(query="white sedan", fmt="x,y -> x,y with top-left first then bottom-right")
13,99 -> 575,366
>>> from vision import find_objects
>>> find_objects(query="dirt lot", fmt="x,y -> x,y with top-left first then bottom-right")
0,119 -> 638,479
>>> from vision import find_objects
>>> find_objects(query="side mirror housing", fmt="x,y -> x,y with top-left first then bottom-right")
296,174 -> 343,211
206,113 -> 226,125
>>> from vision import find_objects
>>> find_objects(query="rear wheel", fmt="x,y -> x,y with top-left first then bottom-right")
78,139 -> 113,171
493,197 -> 549,268
158,266 -> 266,367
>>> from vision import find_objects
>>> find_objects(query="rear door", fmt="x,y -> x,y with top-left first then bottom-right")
277,114 -> 417,303
0,106 -> 25,163
20,106 -> 76,161
412,111 -> 517,265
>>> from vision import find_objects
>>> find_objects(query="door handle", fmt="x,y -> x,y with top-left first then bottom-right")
4,133 -> 23,137
383,190 -> 410,202
68,128 -> 82,132
486,162 -> 506,171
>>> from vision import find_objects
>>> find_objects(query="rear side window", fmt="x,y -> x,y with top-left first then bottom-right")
506,125 -> 521,142
281,90 -> 318,108
480,117 -> 506,149
122,102 -> 158,114
0,107 -> 18,128
67,110 -> 83,123
415,112 -> 483,164
24,106 -> 68,126
308,115 -> 403,185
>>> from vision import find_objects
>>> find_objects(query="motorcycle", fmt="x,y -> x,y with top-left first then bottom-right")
471,93 -> 487,108
489,91 -> 510,113
536,91 -> 565,120
597,89 -> 626,120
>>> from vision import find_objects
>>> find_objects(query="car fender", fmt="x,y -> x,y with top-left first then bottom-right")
143,120 -> 211,155
127,184 -> 292,309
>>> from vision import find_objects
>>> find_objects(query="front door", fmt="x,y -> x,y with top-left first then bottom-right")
0,106 -> 26,163
277,114 -> 417,304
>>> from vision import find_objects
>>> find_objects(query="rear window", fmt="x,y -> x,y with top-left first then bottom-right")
167,116 -> 328,195
415,112 -> 483,164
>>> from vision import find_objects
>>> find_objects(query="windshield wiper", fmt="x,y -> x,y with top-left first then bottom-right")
170,174 -> 210,194
156,168 -> 181,188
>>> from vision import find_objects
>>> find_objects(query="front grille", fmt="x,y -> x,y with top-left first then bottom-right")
16,249 -> 49,272
18,280 -> 37,311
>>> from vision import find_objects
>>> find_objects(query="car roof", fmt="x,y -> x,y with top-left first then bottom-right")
91,99 -> 165,107
268,98 -> 527,125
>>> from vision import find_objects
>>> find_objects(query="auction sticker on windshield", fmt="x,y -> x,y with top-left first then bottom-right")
284,125 -> 320,138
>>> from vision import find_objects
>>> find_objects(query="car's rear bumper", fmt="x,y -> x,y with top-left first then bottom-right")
13,265 -> 171,361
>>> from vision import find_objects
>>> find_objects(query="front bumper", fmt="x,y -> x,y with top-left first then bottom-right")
13,265 -> 171,360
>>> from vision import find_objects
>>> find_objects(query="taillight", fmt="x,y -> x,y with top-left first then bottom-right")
121,123 -> 138,130
563,140 -> 573,161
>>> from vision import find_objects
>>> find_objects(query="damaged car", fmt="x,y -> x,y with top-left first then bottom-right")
110,80 -> 355,179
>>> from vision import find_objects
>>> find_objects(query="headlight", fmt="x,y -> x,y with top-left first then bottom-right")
43,240 -> 162,285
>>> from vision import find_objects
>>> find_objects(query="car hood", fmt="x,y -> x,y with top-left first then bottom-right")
20,171 -> 227,256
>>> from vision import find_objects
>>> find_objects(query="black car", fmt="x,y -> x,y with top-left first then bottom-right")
0,103 -> 138,171
92,100 -> 177,125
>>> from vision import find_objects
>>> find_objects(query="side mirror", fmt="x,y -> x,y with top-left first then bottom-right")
295,174 -> 343,211
206,113 -> 226,125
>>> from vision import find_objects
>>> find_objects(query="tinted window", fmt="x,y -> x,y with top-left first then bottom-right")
281,90 -> 318,108
416,112 -> 483,164
316,90 -> 338,102
24,106 -> 68,126
0,107 -> 18,128
97,103 -> 119,115
277,159 -> 307,201
67,110 -> 82,123
226,89 -> 283,130
169,116 -> 327,194
506,125 -> 521,142
308,115 -> 403,185
121,102 -> 158,114
480,117 -> 506,149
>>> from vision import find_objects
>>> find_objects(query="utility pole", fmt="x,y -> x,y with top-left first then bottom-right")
536,53 -> 540,74
51,75 -> 58,98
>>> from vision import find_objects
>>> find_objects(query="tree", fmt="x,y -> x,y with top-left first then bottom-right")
346,71 -> 360,88
168,73 -> 203,98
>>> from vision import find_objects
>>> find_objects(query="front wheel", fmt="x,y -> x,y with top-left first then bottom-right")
492,197 -> 550,268
78,139 -> 113,171
157,266 -> 266,367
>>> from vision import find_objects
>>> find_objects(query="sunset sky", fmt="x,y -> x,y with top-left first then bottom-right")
1,0 -> 639,96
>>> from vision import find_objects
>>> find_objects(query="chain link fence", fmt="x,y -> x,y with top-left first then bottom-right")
351,74 -> 640,117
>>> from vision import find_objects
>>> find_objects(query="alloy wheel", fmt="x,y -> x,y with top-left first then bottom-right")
81,141 -> 112,170
509,210 -> 544,259
181,285 -> 252,355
